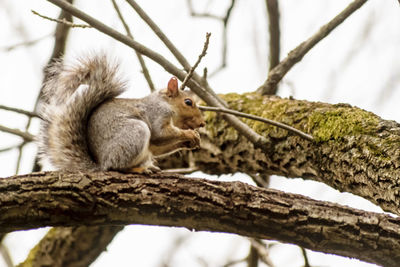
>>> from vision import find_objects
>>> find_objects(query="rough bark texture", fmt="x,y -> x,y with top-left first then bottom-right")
1,171 -> 400,267
160,93 -> 400,216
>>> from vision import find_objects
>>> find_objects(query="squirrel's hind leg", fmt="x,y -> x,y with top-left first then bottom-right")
99,119 -> 157,173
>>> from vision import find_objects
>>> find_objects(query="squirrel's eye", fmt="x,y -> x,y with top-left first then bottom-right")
184,98 -> 193,106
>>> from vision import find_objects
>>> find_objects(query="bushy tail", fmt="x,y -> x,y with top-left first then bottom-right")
37,53 -> 126,171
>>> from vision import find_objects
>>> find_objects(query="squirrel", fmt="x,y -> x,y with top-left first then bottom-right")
37,53 -> 205,173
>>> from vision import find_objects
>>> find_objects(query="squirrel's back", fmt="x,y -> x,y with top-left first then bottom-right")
37,53 -> 126,171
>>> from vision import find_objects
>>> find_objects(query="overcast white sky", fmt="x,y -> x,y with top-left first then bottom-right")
1,0 -> 399,266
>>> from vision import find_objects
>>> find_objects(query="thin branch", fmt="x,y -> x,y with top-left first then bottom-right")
125,0 -> 223,104
257,0 -> 368,95
249,173 -> 270,188
125,0 -> 191,71
160,234 -> 189,267
0,104 -> 39,118
301,247 -> 311,267
0,125 -> 34,142
246,245 -> 259,267
248,239 -> 274,267
0,33 -> 52,52
110,0 -> 155,92
47,0 -> 269,149
223,258 -> 246,267
199,105 -> 314,141
31,9 -> 91,28
187,0 -> 236,77
46,0 -> 74,62
15,144 -> 24,174
0,143 -> 24,153
180,32 -> 211,90
265,0 -> 280,73
187,0 -> 221,20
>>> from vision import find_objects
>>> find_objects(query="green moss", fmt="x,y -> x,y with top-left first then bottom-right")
17,228 -> 57,267
366,142 -> 391,161
203,92 -> 383,145
308,107 -> 379,142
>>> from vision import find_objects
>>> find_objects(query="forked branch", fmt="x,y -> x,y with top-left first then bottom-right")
258,0 -> 368,95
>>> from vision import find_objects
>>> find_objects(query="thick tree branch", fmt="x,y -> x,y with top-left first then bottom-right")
160,93 -> 400,217
258,0 -> 368,95
1,171 -> 400,267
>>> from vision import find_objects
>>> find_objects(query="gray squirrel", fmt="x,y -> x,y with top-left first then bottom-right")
37,53 -> 205,173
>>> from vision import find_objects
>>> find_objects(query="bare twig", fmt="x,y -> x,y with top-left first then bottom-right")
125,0 -> 223,104
32,9 -> 91,28
249,173 -> 270,188
125,0 -> 191,72
1,33 -> 52,51
47,0 -> 269,149
187,0 -> 236,77
246,245 -> 259,267
199,105 -> 314,141
0,104 -> 39,118
265,0 -> 280,73
257,0 -> 368,95
0,143 -> 24,153
180,32 -> 211,90
223,258 -> 247,267
160,234 -> 189,267
0,125 -> 34,142
248,239 -> 275,267
301,247 -> 311,267
110,0 -> 155,92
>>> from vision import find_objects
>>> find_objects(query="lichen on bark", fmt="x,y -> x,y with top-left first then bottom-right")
166,92 -> 400,215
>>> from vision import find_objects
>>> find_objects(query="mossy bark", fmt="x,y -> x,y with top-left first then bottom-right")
160,93 -> 400,215
18,226 -> 122,267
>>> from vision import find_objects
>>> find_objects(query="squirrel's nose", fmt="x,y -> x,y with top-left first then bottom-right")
199,121 -> 205,127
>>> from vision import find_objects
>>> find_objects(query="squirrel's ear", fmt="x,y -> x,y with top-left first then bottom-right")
167,77 -> 179,97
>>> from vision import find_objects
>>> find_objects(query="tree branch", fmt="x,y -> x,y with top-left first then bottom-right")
0,104 -> 39,118
199,105 -> 314,141
1,171 -> 400,267
180,32 -> 211,91
187,0 -> 236,77
160,93 -> 400,217
31,9 -> 91,28
0,125 -> 34,142
110,0 -> 155,92
265,0 -> 280,73
258,0 -> 368,95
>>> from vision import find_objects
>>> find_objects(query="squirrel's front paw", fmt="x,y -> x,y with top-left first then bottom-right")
182,130 -> 200,149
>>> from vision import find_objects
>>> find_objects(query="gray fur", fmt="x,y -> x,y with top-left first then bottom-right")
87,92 -> 173,171
37,53 -> 126,171
37,53 -> 204,172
